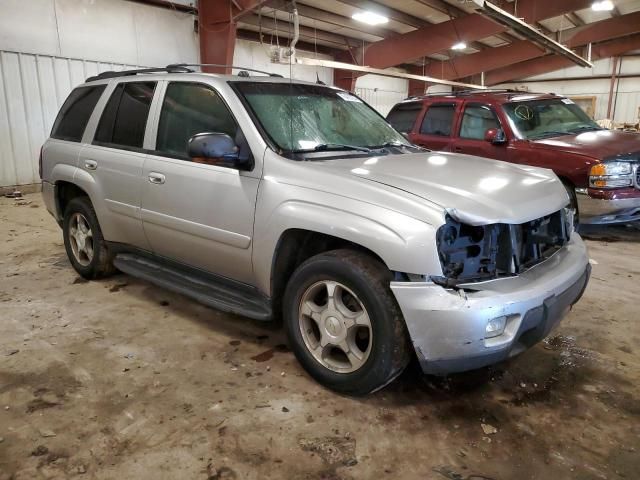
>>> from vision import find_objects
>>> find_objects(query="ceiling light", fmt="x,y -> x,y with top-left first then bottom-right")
451,42 -> 467,50
352,11 -> 389,25
591,1 -> 614,11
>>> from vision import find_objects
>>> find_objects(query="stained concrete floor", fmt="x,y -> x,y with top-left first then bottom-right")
0,193 -> 639,480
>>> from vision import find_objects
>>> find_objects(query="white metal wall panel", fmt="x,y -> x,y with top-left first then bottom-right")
355,87 -> 408,117
0,49 -> 144,188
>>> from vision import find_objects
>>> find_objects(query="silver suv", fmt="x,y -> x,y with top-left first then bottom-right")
41,66 -> 590,395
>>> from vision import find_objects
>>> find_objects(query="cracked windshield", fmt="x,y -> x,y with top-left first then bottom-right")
234,82 -> 409,153
504,98 -> 602,140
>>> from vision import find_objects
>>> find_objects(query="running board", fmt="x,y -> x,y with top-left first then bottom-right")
113,253 -> 272,321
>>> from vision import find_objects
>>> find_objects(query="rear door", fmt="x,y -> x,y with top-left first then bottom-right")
452,102 -> 508,161
411,101 -> 459,151
140,81 -> 260,284
79,80 -> 157,250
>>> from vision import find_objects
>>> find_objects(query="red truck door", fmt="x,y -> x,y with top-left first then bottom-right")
411,101 -> 460,151
451,102 -> 509,161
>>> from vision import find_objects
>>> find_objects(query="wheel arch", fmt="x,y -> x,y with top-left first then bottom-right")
269,228 -> 390,320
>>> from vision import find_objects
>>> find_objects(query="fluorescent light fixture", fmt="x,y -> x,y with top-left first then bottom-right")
591,0 -> 614,11
472,0 -> 593,68
352,11 -> 389,25
451,41 -> 467,50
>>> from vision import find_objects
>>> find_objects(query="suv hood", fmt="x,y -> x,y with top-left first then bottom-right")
312,151 -> 568,225
530,129 -> 640,159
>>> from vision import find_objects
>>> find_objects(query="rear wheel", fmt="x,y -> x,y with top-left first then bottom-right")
283,249 -> 410,395
63,197 -> 115,279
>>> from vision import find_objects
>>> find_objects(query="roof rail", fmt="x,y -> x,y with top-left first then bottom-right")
85,63 -> 284,83
171,63 -> 284,78
404,88 -> 526,101
85,65 -> 194,82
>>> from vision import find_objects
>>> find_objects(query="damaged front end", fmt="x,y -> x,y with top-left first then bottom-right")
432,208 -> 574,287
390,207 -> 589,375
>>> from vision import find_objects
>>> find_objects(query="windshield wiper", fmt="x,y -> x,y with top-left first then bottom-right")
529,131 -> 570,139
567,125 -> 603,133
301,143 -> 372,153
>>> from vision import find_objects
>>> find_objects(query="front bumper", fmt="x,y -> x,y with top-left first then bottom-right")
577,189 -> 640,224
391,235 -> 590,375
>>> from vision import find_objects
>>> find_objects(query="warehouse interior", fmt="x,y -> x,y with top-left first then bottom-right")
1,0 -> 639,478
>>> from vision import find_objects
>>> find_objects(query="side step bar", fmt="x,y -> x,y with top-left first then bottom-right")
113,253 -> 272,321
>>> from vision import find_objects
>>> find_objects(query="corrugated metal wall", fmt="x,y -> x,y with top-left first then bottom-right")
0,49 -> 143,188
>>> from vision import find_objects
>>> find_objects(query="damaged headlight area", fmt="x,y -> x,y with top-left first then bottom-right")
434,209 -> 571,286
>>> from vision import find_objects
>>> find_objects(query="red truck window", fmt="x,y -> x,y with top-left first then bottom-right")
459,104 -> 501,140
420,104 -> 455,136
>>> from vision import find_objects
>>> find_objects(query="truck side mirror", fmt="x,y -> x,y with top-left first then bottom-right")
188,132 -> 242,165
484,128 -> 507,145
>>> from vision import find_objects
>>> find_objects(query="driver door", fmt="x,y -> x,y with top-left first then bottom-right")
140,81 -> 260,284
452,102 -> 508,161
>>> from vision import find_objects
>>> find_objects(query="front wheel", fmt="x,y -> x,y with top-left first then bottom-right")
283,250 -> 411,395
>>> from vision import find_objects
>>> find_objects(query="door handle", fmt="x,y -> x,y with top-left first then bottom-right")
84,160 -> 97,170
453,146 -> 463,152
148,172 -> 166,185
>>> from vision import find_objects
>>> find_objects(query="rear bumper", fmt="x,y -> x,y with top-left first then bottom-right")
391,235 -> 590,375
577,189 -> 640,224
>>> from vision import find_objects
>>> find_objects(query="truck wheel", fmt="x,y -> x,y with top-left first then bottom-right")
63,197 -> 116,279
283,249 -> 410,395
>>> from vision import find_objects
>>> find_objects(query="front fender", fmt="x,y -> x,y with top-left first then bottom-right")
253,196 -> 443,295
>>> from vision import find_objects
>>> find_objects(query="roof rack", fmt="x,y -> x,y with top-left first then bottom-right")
404,88 -> 530,101
85,65 -> 194,82
85,63 -> 284,83
171,63 -> 283,78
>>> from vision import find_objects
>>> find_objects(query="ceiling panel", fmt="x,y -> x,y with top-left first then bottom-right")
374,0 -> 451,23
257,7 -> 384,43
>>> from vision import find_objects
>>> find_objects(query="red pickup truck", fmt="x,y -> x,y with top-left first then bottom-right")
386,90 -> 640,225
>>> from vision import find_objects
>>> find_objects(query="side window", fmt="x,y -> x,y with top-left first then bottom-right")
156,82 -> 239,159
94,81 -> 156,149
460,104 -> 500,140
51,85 -> 106,142
386,102 -> 422,133
420,104 -> 455,136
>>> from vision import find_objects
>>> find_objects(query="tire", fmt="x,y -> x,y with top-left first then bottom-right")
283,249 -> 411,395
63,196 -> 116,279
563,181 -> 580,225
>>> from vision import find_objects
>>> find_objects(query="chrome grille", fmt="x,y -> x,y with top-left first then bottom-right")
636,164 -> 640,188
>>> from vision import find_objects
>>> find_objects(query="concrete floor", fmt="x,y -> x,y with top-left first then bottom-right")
1,193 -> 639,480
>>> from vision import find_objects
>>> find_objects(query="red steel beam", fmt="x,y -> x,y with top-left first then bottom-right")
425,41 -> 545,80
232,0 -> 272,20
334,0 -> 593,76
485,33 -> 640,85
199,0 -> 236,74
199,0 -> 271,74
434,11 -> 640,81
562,11 -> 640,47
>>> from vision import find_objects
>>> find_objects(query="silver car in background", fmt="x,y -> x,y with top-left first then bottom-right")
41,67 -> 590,395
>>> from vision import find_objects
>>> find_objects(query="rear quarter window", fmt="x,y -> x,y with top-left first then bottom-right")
386,102 -> 422,133
50,85 -> 106,142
